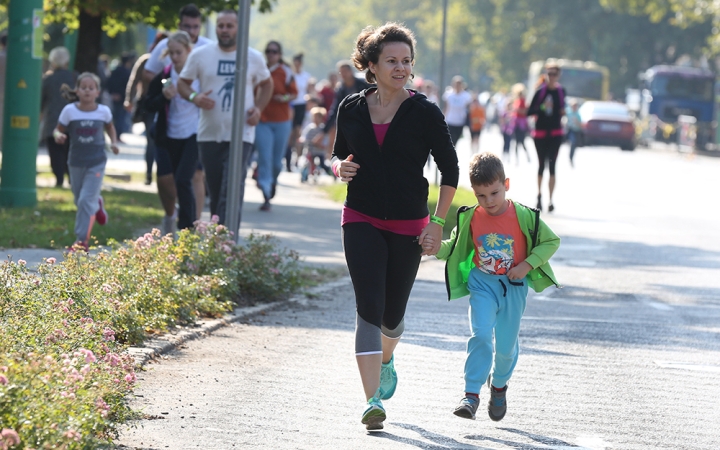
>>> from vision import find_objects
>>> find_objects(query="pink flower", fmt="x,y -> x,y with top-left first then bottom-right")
101,284 -> 112,293
46,257 -> 57,265
124,372 -> 136,383
222,245 -> 232,254
79,349 -> 96,363
105,353 -> 121,367
225,257 -> 234,263
211,214 -> 219,223
270,268 -> 280,275
103,328 -> 115,341
17,259 -> 26,266
0,429 -> 20,445
0,375 -> 8,385
62,429 -> 81,441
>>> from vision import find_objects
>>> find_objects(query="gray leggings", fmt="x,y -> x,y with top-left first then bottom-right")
69,162 -> 105,242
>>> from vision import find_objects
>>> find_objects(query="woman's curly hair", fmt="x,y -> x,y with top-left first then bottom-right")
351,22 -> 416,84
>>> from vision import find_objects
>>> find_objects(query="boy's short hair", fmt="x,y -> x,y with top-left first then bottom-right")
469,152 -> 505,186
310,106 -> 327,117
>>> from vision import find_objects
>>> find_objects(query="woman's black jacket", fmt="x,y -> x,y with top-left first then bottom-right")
144,69 -> 171,147
332,88 -> 459,220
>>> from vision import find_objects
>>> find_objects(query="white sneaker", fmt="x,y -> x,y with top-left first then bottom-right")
161,215 -> 177,236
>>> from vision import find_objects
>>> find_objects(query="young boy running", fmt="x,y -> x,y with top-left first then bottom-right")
434,152 -> 560,421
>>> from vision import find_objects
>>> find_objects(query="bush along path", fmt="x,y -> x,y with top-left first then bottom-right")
0,217 -> 304,449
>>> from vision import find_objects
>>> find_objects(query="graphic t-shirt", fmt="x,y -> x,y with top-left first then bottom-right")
179,45 -> 271,143
470,201 -> 527,275
58,103 -> 112,167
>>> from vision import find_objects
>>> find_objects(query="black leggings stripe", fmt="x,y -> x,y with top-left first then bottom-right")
534,136 -> 562,176
342,222 -> 422,331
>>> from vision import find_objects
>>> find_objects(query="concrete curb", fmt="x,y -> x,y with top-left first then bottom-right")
127,276 -> 351,368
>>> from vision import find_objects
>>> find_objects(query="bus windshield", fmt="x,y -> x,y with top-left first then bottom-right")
650,74 -> 714,102
559,68 -> 604,100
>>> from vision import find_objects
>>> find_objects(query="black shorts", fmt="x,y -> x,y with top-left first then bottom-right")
155,144 -> 173,177
292,104 -> 306,128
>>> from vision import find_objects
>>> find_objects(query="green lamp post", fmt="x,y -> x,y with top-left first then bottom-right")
0,0 -> 44,207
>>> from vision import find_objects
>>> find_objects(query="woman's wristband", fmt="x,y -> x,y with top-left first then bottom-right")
430,215 -> 446,227
189,92 -> 198,102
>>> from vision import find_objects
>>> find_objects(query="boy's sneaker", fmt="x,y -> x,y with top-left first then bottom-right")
453,396 -> 479,420
361,396 -> 386,431
379,355 -> 398,400
95,197 -> 107,225
488,385 -> 508,422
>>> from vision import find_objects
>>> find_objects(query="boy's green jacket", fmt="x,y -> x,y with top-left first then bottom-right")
436,202 -> 561,300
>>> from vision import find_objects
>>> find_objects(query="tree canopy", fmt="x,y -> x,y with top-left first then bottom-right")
249,0 -> 713,98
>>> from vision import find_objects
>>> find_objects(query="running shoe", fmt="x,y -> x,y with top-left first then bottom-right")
379,355 -> 398,400
488,385 -> 507,422
95,197 -> 107,225
361,396 -> 386,431
453,396 -> 479,420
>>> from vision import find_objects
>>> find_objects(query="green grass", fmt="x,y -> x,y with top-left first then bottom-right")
0,186 -> 163,248
320,184 -> 477,238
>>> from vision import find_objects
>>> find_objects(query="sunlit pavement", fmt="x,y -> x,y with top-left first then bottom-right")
112,125 -> 720,449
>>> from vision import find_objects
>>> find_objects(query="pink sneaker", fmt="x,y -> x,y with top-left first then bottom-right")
96,197 -> 107,225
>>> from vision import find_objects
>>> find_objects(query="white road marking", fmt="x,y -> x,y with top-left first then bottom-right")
638,296 -> 673,311
655,360 -> 720,373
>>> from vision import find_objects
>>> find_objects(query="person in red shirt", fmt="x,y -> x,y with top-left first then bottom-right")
255,40 -> 298,211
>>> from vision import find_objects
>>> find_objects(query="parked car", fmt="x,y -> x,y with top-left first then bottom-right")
578,101 -> 636,151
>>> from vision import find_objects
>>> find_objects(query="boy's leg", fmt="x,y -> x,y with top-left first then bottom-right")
490,277 -> 528,388
464,269 -> 499,395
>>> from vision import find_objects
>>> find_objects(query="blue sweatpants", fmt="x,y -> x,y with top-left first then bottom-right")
464,267 -> 528,394
69,162 -> 105,243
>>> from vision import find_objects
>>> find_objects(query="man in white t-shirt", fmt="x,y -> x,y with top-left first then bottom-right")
177,9 -> 273,227
443,75 -> 473,147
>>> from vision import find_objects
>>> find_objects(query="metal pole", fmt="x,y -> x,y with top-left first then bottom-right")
0,0 -> 44,207
225,1 -> 251,242
436,0 -> 448,186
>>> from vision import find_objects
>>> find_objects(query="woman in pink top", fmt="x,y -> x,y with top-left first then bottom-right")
332,22 -> 459,430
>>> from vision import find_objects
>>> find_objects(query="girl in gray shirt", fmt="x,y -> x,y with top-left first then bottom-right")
54,73 -> 119,251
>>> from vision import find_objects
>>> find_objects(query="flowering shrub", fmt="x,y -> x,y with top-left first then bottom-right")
0,217 -> 304,448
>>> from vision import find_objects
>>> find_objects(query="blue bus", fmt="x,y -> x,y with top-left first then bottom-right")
637,65 -> 715,150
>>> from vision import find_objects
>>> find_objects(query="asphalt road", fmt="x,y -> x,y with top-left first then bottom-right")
105,127 -> 720,449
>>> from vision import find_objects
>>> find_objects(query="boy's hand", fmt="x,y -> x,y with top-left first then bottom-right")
507,261 -> 532,280
53,130 -> 67,145
419,222 -> 442,256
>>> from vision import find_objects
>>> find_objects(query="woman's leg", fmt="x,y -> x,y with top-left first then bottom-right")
546,136 -> 562,207
343,222 -> 389,400
192,166 -> 205,221
167,137 -> 199,230
271,120 -> 293,195
255,122 -> 274,201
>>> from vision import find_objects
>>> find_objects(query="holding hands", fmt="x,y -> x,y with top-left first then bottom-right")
419,221 -> 442,256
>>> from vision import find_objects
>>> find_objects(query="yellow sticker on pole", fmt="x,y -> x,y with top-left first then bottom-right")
11,116 -> 30,129
17,79 -> 27,89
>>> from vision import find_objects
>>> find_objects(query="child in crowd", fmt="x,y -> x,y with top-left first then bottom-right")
468,96 -> 486,154
431,152 -> 560,421
299,106 -> 332,181
54,72 -> 119,251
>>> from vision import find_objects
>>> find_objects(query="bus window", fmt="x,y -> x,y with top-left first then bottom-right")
560,68 -> 604,100
651,75 -> 714,101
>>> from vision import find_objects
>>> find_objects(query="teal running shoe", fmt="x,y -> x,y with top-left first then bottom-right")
361,396 -> 386,431
379,355 -> 398,400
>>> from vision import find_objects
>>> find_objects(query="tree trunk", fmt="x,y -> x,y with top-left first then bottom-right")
74,9 -> 103,75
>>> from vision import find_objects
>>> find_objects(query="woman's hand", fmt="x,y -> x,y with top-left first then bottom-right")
162,83 -> 178,100
337,155 -> 360,183
419,222 -> 442,256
